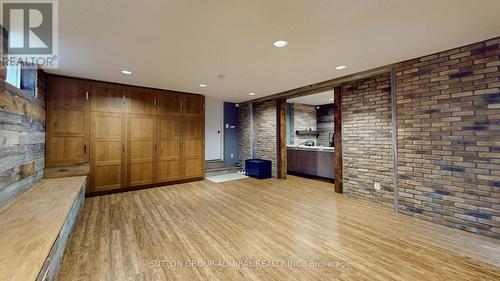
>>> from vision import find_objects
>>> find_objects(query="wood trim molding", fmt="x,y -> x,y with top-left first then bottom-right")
334,86 -> 343,193
46,73 -> 204,98
276,99 -> 287,179
251,64 -> 394,103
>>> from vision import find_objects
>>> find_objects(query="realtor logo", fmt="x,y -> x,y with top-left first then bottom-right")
1,0 -> 58,68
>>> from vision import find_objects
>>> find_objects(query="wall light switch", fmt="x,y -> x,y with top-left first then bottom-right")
230,153 -> 234,158
374,182 -> 381,191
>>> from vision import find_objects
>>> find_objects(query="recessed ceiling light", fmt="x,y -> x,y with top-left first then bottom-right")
336,65 -> 347,70
329,98 -> 334,101
273,40 -> 288,48
121,70 -> 132,75
199,84 -> 207,88
249,92 -> 256,96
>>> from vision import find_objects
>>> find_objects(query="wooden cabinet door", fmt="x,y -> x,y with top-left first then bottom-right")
126,87 -> 155,187
90,82 -> 126,192
183,94 -> 204,116
90,112 -> 125,192
46,76 -> 90,166
156,90 -> 183,116
287,149 -> 297,173
156,116 -> 182,182
182,116 -> 204,179
91,82 -> 124,113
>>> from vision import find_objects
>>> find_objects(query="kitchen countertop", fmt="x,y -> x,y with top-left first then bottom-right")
287,145 -> 335,152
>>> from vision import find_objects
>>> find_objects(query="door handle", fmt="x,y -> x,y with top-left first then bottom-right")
83,144 -> 87,154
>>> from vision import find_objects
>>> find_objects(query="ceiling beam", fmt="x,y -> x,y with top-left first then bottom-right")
250,64 -> 394,102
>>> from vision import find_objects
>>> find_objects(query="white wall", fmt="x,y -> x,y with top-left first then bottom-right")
205,97 -> 224,160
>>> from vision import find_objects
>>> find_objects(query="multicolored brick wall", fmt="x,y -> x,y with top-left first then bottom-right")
238,36 -> 499,237
255,100 -> 278,177
395,37 -> 500,238
238,102 -> 252,165
341,74 -> 395,209
238,100 -> 278,178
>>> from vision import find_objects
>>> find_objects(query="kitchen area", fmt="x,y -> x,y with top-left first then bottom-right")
286,91 -> 335,181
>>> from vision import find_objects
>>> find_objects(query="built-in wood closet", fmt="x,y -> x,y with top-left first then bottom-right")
46,76 -> 205,194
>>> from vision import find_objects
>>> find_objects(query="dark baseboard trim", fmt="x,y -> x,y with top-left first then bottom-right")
85,177 -> 204,198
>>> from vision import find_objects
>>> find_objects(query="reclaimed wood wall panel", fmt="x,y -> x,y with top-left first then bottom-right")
0,70 -> 46,208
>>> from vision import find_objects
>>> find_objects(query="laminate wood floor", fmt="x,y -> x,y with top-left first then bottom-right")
57,176 -> 500,281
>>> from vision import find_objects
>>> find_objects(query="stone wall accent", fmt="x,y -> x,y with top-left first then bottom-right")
290,103 -> 317,145
395,37 -> 500,238
255,100 -> 278,177
238,102 -> 252,165
316,104 -> 334,147
341,73 -> 394,208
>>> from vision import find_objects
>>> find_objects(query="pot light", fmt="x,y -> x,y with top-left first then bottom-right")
329,98 -> 334,101
336,65 -> 347,70
121,70 -> 132,75
199,84 -> 207,88
273,40 -> 288,48
249,92 -> 256,96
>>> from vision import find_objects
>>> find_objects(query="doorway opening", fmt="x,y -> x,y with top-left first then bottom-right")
286,91 -> 335,181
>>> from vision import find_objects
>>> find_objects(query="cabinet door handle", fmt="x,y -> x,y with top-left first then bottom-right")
83,144 -> 87,154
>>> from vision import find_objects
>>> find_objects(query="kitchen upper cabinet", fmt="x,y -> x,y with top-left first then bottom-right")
126,87 -> 155,187
46,76 -> 90,167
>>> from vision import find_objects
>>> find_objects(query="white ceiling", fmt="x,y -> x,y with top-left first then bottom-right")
47,0 -> 500,102
287,90 -> 334,106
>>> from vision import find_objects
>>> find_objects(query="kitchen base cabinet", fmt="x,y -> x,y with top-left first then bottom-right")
287,148 -> 335,180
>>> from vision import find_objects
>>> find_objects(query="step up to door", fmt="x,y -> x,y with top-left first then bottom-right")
205,160 -> 240,173
205,160 -> 226,170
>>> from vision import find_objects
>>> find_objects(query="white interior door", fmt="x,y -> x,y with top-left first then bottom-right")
204,97 -> 223,160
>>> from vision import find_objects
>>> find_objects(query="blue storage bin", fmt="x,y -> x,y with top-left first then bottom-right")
245,159 -> 272,179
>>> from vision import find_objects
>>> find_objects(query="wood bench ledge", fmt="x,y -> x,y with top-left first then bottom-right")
0,176 -> 86,281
